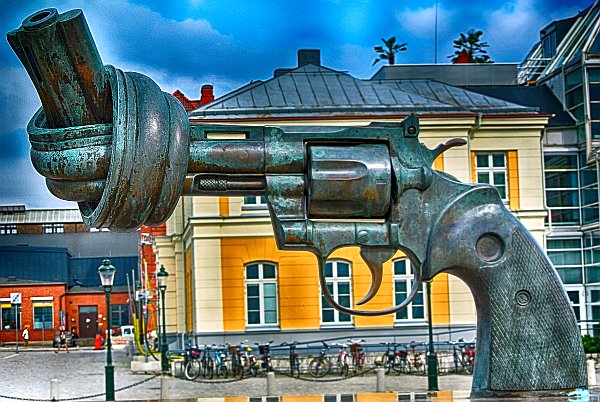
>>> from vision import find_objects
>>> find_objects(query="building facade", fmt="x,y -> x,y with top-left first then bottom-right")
517,1 -> 600,334
155,51 -> 550,347
0,206 -> 138,344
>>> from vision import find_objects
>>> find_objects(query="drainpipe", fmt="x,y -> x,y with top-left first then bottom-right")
467,113 -> 483,181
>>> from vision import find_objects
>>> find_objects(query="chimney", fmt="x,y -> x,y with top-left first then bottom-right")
200,84 -> 215,105
298,49 -> 320,67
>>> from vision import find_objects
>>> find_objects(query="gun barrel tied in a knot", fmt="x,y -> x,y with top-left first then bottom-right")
8,8 -> 190,232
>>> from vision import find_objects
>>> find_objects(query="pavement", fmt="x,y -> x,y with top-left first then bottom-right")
0,347 -> 594,401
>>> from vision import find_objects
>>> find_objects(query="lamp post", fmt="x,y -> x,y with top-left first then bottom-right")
426,281 -> 439,391
98,259 -> 116,401
157,265 -> 169,373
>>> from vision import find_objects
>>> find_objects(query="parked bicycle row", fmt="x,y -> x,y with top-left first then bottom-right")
166,338 -> 476,381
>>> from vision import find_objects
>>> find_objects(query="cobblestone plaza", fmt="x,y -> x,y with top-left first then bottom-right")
0,347 -> 478,401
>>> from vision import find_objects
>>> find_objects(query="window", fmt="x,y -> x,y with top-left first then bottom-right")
585,230 -> 600,284
0,225 -> 17,235
587,287 -> 600,336
321,260 -> 352,324
1,303 -> 20,330
245,263 -> 278,326
589,67 -> 600,139
579,152 -> 599,226
547,238 -> 584,284
544,153 -> 581,226
42,224 -> 64,233
565,286 -> 586,332
33,303 -> 53,329
475,153 -> 508,201
393,259 -> 425,321
110,304 -> 130,328
243,196 -> 267,210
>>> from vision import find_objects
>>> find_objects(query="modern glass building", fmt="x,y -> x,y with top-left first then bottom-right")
519,1 -> 600,334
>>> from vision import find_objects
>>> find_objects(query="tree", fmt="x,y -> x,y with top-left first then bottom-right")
372,37 -> 407,66
449,29 -> 492,63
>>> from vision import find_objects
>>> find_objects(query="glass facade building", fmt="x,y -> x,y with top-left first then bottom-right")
520,3 -> 600,334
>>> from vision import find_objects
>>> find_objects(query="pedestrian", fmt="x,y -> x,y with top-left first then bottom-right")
22,325 -> 29,347
71,326 -> 79,348
55,326 -> 69,353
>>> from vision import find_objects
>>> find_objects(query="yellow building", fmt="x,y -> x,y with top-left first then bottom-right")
155,51 -> 549,346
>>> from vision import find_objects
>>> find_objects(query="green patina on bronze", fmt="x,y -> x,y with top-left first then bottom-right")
8,8 -> 587,397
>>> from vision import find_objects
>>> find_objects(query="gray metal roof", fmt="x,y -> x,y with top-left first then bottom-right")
0,208 -> 82,225
372,63 -> 519,86
383,80 -> 534,113
190,64 -> 537,120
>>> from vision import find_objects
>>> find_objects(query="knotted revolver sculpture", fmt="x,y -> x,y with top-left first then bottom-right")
9,8 -> 586,397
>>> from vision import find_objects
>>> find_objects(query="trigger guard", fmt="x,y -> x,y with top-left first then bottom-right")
318,257 -> 422,317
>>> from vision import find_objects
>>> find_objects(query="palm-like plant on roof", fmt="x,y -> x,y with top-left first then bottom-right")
372,37 -> 407,66
449,29 -> 492,63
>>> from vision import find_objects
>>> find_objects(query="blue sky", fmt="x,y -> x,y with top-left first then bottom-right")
0,0 -> 594,209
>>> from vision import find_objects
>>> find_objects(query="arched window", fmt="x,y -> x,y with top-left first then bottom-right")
393,259 -> 425,321
245,262 -> 278,326
321,260 -> 352,324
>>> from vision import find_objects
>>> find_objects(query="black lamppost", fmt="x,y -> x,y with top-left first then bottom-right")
98,259 -> 116,401
426,281 -> 439,391
157,265 -> 169,373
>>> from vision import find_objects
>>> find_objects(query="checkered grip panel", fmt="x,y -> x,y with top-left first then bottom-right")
488,227 -> 586,390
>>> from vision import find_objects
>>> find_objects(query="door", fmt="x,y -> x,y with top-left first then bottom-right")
78,306 -> 98,338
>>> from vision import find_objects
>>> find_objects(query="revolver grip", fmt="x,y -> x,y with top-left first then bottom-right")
426,187 -> 586,396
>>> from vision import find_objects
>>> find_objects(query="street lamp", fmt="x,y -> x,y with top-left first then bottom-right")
98,259 -> 115,401
426,281 -> 439,391
157,265 -> 169,373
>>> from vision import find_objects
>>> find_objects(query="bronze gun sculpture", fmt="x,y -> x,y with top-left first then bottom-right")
8,8 -> 587,397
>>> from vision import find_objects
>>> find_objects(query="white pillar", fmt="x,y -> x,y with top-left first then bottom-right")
160,375 -> 169,399
266,371 -> 276,396
376,368 -> 385,392
50,379 -> 59,400
587,359 -> 596,386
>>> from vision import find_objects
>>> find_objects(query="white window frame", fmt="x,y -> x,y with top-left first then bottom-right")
586,286 -> 600,336
0,224 -> 17,235
393,259 -> 426,322
475,152 -> 509,202
243,196 -> 267,207
564,285 -> 586,333
245,262 -> 278,327
321,260 -> 353,325
33,302 -> 54,330
42,223 -> 64,234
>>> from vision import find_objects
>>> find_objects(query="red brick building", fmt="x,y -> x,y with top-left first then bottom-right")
1,279 -> 66,343
0,206 -> 138,345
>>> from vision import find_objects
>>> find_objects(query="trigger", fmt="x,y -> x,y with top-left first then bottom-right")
357,246 -> 397,305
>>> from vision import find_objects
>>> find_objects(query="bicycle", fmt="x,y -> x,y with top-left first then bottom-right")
233,341 -> 258,378
256,340 -> 274,373
214,344 -> 229,378
348,339 -> 365,375
457,338 -> 475,374
202,345 -> 216,379
407,341 -> 426,375
281,341 -> 301,378
183,345 -> 203,380
333,342 -> 350,377
308,341 -> 331,377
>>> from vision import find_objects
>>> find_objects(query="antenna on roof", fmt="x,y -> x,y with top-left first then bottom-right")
434,0 -> 438,64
